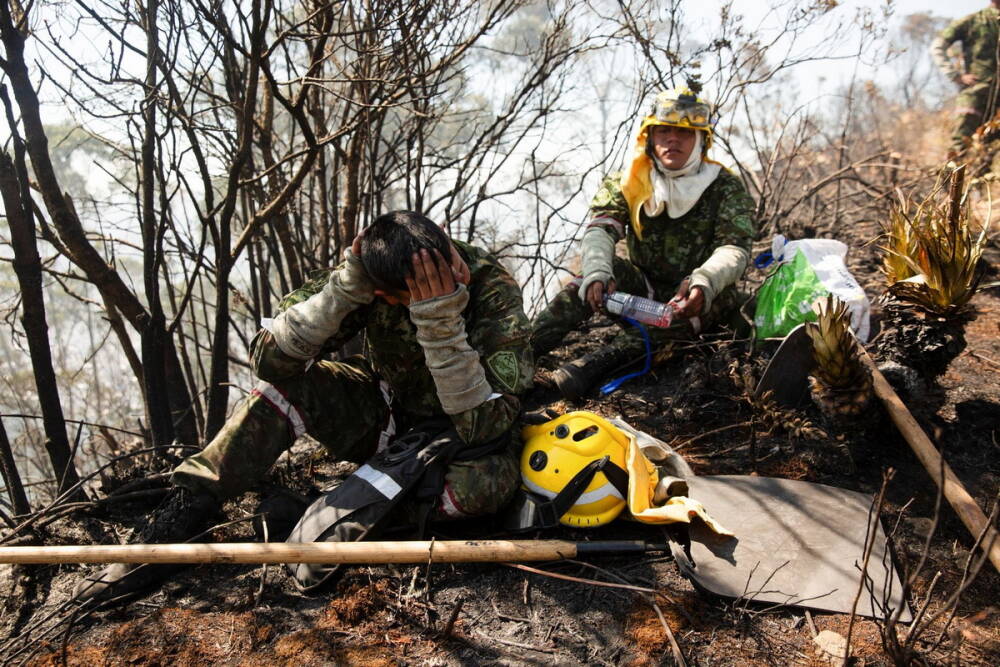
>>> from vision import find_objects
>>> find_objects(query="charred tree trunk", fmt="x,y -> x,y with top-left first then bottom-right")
341,131 -> 364,242
0,3 -> 198,451
257,84 -> 304,289
0,418 -> 30,516
140,0 -> 175,451
205,255 -> 234,440
0,118 -> 84,502
203,0 -> 265,439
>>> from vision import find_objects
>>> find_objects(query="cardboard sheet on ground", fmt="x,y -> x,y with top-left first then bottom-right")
671,475 -> 911,621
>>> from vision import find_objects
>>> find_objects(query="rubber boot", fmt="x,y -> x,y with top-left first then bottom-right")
551,347 -> 639,401
73,487 -> 217,606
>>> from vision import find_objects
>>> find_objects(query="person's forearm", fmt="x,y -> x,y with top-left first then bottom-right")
689,245 -> 749,313
578,226 -> 616,300
931,35 -> 960,83
409,285 -> 493,416
270,250 -> 374,360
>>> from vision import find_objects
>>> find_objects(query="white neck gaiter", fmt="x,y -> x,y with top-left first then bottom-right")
643,132 -> 721,219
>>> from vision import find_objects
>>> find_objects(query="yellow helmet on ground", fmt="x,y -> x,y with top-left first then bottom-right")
639,85 -> 715,148
520,412 -> 631,528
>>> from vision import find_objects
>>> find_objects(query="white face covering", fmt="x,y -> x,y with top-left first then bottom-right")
643,131 -> 721,219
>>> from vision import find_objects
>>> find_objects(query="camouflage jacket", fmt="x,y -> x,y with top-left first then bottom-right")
587,169 -> 756,297
934,7 -> 1000,83
251,240 -> 534,446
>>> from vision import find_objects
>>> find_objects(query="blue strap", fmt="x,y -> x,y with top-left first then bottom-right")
599,317 -> 652,395
753,251 -> 773,269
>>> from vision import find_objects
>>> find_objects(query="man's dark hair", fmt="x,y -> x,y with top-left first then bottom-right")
359,210 -> 451,291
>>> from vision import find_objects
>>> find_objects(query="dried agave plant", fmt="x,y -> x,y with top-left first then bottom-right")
805,294 -> 873,421
726,360 -> 827,442
876,165 -> 989,378
880,165 -> 988,316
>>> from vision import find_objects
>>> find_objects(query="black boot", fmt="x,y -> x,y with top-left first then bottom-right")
551,347 -> 641,401
73,487 -> 217,605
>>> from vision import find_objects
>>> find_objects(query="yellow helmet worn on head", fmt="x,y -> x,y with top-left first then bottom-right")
646,87 -> 714,136
621,86 -> 717,240
520,412 -> 630,527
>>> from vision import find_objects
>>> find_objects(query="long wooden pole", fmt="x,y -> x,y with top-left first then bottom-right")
0,539 -> 655,565
861,351 -> 1000,573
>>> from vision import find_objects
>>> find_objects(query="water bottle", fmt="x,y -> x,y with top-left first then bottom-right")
604,292 -> 674,328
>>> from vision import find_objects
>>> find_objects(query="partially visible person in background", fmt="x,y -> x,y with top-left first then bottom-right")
932,1 -> 1000,157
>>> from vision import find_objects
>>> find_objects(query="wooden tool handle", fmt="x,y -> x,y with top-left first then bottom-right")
0,539 -> 585,565
862,352 -> 1000,573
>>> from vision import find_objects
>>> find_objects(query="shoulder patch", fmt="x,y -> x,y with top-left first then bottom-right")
487,350 -> 520,393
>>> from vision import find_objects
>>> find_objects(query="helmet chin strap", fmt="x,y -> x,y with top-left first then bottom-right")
517,455 -> 630,530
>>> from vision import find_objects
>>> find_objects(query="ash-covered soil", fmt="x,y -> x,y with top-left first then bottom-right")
2,222 -> 999,666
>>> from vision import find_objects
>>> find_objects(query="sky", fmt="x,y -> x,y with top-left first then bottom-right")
868,0 -> 984,15
691,0 -> 990,95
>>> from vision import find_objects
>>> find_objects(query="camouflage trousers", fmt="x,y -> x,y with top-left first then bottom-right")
531,256 -> 740,358
953,81 -> 998,151
172,356 -> 521,522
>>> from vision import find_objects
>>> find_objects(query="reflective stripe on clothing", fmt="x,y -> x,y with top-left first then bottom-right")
641,272 -> 656,299
355,464 -> 403,499
251,381 -> 306,437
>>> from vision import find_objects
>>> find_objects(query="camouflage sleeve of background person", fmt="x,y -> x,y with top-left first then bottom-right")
448,241 -> 534,446
932,14 -> 972,83
250,265 -> 370,382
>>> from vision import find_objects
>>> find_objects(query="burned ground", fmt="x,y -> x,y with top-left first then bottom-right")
2,220 -> 999,665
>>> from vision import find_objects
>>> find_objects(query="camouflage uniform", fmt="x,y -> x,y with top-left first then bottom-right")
531,169 -> 756,357
933,6 -> 1000,151
173,240 -> 534,521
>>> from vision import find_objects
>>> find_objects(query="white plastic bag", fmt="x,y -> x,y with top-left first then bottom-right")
755,235 -> 871,342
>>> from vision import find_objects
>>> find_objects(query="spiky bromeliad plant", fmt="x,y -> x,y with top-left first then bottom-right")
806,295 -> 873,421
876,165 -> 989,378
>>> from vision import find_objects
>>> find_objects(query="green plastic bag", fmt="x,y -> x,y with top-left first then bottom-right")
754,250 -> 828,339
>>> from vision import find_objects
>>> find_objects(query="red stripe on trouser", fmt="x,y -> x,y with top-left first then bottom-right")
438,482 -> 470,518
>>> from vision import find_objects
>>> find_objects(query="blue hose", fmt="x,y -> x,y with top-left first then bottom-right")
599,317 -> 652,395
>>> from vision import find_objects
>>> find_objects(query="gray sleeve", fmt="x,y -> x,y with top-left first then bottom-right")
408,285 -> 493,415
689,244 -> 749,313
577,226 -> 616,301
269,250 -> 375,359
931,34 -> 961,83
